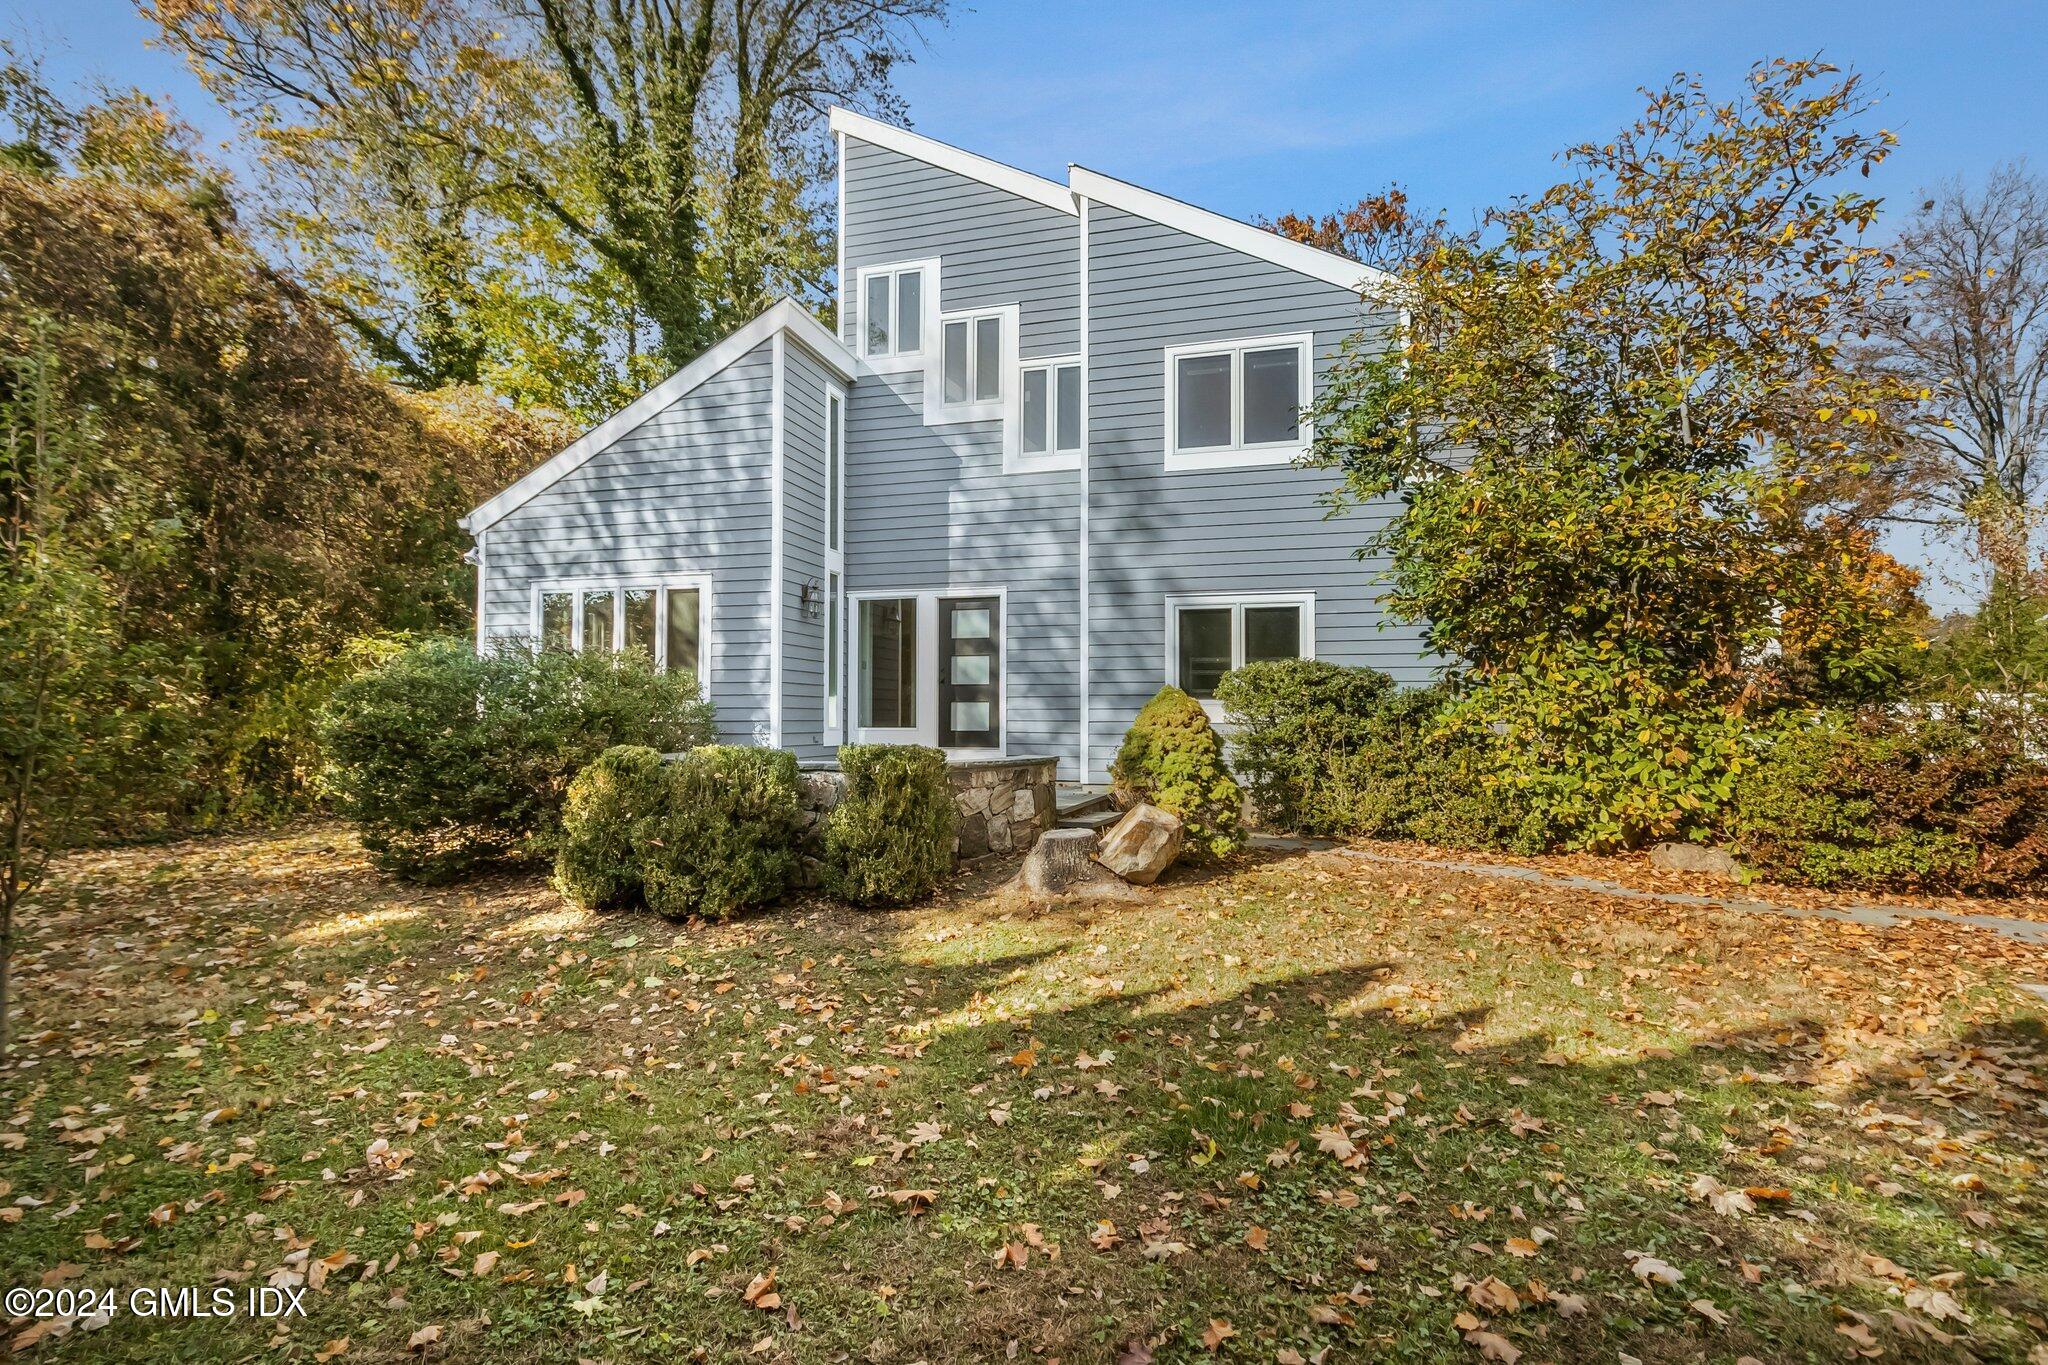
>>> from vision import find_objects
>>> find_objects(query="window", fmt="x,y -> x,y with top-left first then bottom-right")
1019,358 -> 1082,465
823,383 -> 847,740
1165,594 -> 1313,700
1163,334 -> 1312,469
941,311 -> 1003,406
533,577 -> 708,690
860,597 -> 917,729
860,263 -> 926,358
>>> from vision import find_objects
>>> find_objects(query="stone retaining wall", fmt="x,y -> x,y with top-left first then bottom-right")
793,756 -> 1058,883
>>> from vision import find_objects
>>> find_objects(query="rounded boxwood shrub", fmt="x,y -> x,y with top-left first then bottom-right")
1109,686 -> 1242,855
636,746 -> 802,920
555,745 -> 668,909
1729,709 -> 2048,893
319,637 -> 715,881
824,744 -> 954,906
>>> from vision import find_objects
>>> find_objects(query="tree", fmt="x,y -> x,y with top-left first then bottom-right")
1867,162 -> 2048,584
1263,188 -> 1432,275
148,0 -> 947,401
0,74 -> 573,831
1,335 -> 186,1057
1309,60 -> 1924,849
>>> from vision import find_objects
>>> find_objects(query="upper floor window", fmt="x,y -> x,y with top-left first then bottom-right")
1019,359 -> 1081,465
1163,333 -> 1312,470
942,312 -> 1004,406
861,264 -> 924,358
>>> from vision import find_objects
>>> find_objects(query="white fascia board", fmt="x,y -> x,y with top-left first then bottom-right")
1067,165 -> 1395,295
463,298 -> 856,535
829,106 -> 1077,217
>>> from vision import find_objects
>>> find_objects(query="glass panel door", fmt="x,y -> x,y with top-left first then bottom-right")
938,595 -> 999,749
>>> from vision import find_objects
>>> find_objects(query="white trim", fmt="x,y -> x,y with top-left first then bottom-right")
1068,165 -> 1389,294
822,380 -> 848,744
473,529 -> 488,651
848,586 -> 1010,758
836,128 -> 847,347
768,332 -> 786,748
1163,590 -> 1316,716
528,573 -> 715,700
829,107 -> 1076,217
1163,331 -> 1314,471
463,298 -> 857,534
1077,196 -> 1092,783
1009,353 -> 1083,474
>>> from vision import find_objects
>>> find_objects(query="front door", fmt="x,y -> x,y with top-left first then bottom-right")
938,595 -> 1000,749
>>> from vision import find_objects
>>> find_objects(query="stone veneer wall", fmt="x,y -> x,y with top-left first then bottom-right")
793,756 -> 1058,884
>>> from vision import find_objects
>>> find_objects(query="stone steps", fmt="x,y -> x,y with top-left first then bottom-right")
1056,808 -> 1121,834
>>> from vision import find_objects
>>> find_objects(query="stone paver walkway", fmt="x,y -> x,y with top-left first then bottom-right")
1252,837 -> 2048,948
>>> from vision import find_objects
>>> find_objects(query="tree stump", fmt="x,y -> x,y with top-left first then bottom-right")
1003,827 -> 1139,908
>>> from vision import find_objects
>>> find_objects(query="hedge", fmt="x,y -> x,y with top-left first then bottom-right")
1109,686 -> 1242,855
825,744 -> 955,906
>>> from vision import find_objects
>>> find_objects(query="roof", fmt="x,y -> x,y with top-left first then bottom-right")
829,107 -> 1393,293
463,298 -> 856,536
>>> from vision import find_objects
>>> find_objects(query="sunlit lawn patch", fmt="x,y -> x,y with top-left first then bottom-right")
4,824 -> 2045,1362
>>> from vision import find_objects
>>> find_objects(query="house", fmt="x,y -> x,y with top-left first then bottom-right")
462,109 -> 1433,783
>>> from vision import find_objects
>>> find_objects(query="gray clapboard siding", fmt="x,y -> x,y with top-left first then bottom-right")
780,339 -> 835,761
840,134 -> 1083,776
1084,204 -> 1431,772
481,341 -> 777,746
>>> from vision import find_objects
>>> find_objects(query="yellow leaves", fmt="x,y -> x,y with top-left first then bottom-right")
742,1268 -> 779,1311
1243,1225 -> 1270,1253
1008,1045 -> 1037,1074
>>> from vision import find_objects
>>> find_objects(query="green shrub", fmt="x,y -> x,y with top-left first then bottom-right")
1110,686 -> 1242,855
556,745 -> 669,909
1217,661 -> 1522,847
824,744 -> 954,906
1729,710 -> 2048,893
636,746 -> 802,920
1215,660 -> 1394,834
319,637 -> 716,881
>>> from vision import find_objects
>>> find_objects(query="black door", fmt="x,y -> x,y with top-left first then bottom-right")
938,595 -> 1000,749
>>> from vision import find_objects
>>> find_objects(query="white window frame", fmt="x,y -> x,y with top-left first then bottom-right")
822,381 -> 848,743
530,572 -> 714,698
1011,354 -> 1083,474
1163,591 -> 1315,715
1162,332 -> 1314,471
854,258 -> 938,368
934,305 -> 1011,422
849,585 -> 1009,757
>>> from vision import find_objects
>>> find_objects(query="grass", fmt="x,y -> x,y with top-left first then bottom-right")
4,821 -> 2047,1362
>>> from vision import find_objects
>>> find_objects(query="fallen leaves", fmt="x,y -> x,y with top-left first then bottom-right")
743,1268 -> 780,1311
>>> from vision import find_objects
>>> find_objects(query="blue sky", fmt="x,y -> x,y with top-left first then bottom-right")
13,0 -> 2043,608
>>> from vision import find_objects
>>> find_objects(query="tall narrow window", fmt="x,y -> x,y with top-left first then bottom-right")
860,598 -> 916,729
540,592 -> 573,651
1176,354 -> 1232,450
973,316 -> 1001,401
942,319 -> 969,404
826,392 -> 842,553
825,571 -> 841,730
1021,367 -> 1049,455
665,588 -> 701,678
860,265 -> 925,357
622,589 -> 657,660
582,589 -> 615,653
1055,363 -> 1082,452
1175,607 -> 1232,699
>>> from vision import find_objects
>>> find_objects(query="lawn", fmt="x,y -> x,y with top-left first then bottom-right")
4,823 -> 2047,1363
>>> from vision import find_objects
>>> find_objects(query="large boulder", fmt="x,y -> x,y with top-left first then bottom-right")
1096,804 -> 1183,885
